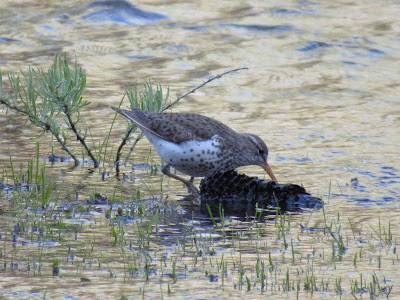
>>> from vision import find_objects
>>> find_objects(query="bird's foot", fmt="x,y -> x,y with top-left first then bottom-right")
186,182 -> 201,198
162,165 -> 201,201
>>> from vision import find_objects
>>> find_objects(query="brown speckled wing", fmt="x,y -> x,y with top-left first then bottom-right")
113,107 -> 239,144
146,112 -> 240,143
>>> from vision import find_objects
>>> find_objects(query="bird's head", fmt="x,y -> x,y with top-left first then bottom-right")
242,133 -> 278,184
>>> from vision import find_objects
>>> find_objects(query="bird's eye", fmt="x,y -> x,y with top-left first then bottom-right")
258,149 -> 264,155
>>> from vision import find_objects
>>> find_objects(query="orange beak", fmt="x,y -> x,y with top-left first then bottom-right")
262,162 -> 278,184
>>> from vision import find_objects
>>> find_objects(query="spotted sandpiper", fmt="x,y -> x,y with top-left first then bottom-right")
112,107 -> 278,196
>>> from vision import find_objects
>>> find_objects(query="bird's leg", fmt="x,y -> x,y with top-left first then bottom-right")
162,165 -> 200,197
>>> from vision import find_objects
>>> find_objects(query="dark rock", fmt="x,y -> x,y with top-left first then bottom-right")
199,170 -> 322,216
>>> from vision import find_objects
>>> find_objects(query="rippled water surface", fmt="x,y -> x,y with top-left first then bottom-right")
1,0 -> 399,299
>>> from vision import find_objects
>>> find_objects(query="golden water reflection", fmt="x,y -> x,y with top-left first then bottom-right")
0,0 -> 399,298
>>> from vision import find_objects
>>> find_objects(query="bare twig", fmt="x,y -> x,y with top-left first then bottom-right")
163,67 -> 248,111
124,132 -> 143,163
47,122 -> 80,166
62,104 -> 99,168
115,126 -> 139,175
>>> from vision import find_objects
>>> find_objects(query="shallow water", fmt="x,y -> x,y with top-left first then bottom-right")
0,0 -> 399,299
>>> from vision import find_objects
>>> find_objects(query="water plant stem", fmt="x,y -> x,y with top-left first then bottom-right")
61,102 -> 98,167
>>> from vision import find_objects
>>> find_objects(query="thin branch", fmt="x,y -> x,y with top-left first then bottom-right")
62,104 -> 99,168
124,132 -> 143,162
0,98 -> 28,115
114,125 -> 137,174
1,98 -> 80,165
163,67 -> 248,111
47,124 -> 80,166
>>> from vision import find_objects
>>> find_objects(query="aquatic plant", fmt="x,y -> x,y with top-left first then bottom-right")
0,53 -> 246,170
0,54 -> 169,168
114,80 -> 170,170
0,54 -> 97,166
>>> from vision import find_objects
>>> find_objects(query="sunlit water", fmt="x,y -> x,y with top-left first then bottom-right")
0,0 -> 399,299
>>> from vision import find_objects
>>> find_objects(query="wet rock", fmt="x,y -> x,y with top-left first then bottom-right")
199,170 -> 322,216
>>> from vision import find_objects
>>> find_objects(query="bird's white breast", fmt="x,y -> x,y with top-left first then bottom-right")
144,132 -> 221,177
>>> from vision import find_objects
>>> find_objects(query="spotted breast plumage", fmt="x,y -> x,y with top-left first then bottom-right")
112,107 -> 277,196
